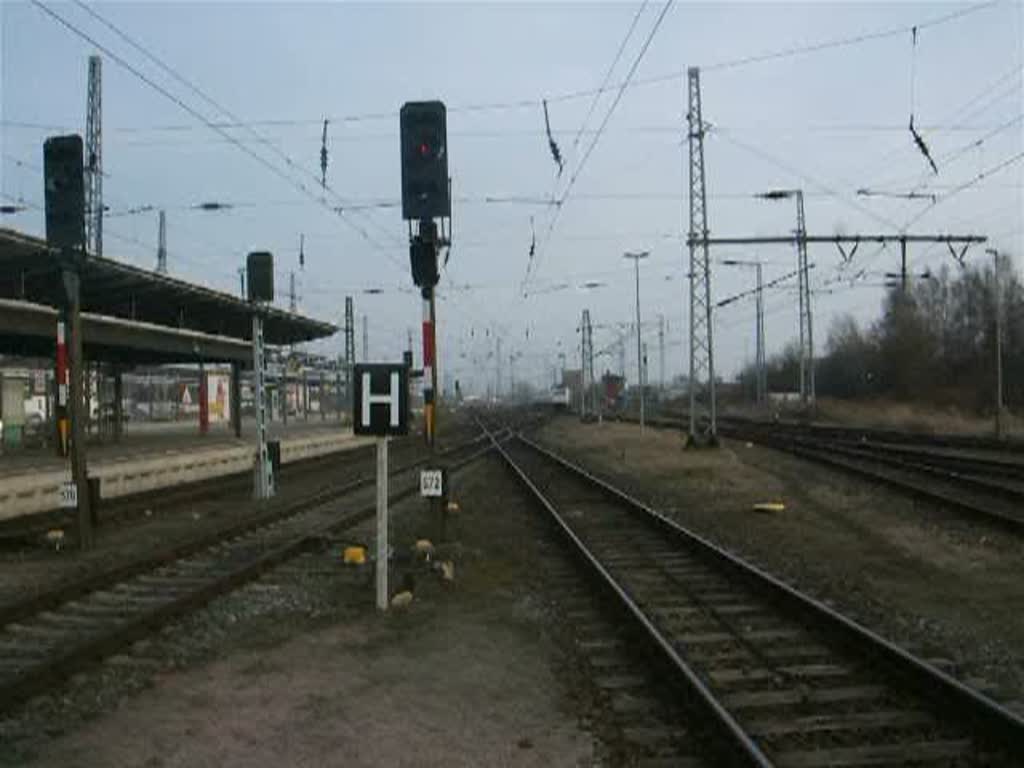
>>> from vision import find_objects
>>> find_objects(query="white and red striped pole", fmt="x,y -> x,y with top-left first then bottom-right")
422,290 -> 436,446
56,319 -> 70,456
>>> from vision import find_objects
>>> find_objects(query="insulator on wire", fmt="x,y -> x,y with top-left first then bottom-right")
542,100 -> 564,176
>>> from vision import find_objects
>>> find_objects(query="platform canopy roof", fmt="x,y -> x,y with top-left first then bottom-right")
0,228 -> 337,347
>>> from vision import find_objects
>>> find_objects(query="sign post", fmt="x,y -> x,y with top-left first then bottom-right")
353,363 -> 409,611
375,435 -> 388,612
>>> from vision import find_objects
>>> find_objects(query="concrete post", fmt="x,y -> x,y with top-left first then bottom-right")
112,365 -> 123,442
198,363 -> 209,435
230,362 -> 242,438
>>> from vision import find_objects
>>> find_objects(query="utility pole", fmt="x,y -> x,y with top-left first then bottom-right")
156,210 -> 167,273
238,267 -> 245,298
581,309 -> 592,418
695,231 -> 985,407
755,261 -> 766,407
900,237 -> 908,294
642,341 -> 649,390
722,259 -> 766,407
658,314 -> 666,393
344,296 -> 355,414
986,248 -> 1005,439
252,309 -> 272,499
687,67 -> 716,444
496,334 -> 502,399
796,191 -> 813,404
509,353 -> 516,402
289,271 -> 297,313
362,314 -> 369,361
758,189 -> 813,404
85,55 -> 103,259
624,250 -> 649,433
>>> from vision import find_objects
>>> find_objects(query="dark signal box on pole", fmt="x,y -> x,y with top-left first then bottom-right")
400,101 -> 450,221
43,135 -> 86,251
247,251 -> 275,303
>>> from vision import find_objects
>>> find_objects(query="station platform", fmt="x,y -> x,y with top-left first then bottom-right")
0,419 -> 370,521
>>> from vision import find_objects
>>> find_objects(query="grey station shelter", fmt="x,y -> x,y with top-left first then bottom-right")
0,226 -> 337,440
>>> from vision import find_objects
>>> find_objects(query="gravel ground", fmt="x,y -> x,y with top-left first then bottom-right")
2,454 -> 617,767
535,416 -> 1024,713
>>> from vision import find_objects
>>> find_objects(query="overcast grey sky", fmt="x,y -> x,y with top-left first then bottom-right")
2,1 -> 1022,394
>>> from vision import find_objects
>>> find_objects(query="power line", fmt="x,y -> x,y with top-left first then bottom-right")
569,0 -> 649,153
72,0 -> 403,255
76,0 -> 406,254
525,0 -> 675,292
31,0 -> 405,273
712,127 -> 906,231
903,149 -> 1024,229
702,0 -> 1000,72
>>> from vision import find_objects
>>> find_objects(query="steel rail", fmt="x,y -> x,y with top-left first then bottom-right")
480,420 -> 773,766
0,435 -> 498,713
513,432 -> 1024,757
0,430 -> 490,629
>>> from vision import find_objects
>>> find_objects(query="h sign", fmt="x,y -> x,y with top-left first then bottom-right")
353,364 -> 409,436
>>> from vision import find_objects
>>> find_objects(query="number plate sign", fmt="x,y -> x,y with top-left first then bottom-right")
58,480 -> 78,508
419,469 -> 445,498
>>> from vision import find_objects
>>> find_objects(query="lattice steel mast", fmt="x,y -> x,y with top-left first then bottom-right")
85,55 -> 103,258
686,67 -> 716,442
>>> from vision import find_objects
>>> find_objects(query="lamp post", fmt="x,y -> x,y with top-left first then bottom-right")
722,259 -> 765,407
624,250 -> 650,433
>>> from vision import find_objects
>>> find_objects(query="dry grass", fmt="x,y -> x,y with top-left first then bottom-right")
725,396 -> 1020,437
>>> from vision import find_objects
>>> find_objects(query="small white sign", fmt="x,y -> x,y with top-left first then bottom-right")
420,469 -> 444,498
59,481 -> 78,509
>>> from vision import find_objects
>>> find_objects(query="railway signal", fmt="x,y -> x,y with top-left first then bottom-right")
399,100 -> 452,544
44,134 -> 92,549
400,101 -> 450,222
43,135 -> 86,252
247,251 -> 275,500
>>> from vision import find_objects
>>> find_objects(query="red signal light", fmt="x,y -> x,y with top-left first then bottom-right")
419,142 -> 430,157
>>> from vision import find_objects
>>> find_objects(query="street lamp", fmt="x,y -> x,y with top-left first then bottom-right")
623,250 -> 650,433
721,259 -> 766,407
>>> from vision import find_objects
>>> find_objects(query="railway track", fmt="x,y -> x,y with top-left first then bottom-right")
718,425 -> 1024,534
0,429 -> 500,714
0,430 -> 430,546
489,427 -> 1024,767
621,413 -> 1024,534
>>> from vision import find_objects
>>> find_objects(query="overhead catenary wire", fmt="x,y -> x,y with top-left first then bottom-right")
16,0 -> 994,140
32,0 -> 406,273
525,0 -> 675,293
903,149 -> 1024,229
71,0 -> 405,253
569,0 -> 650,153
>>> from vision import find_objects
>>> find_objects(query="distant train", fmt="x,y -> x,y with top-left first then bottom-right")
535,386 -> 571,409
